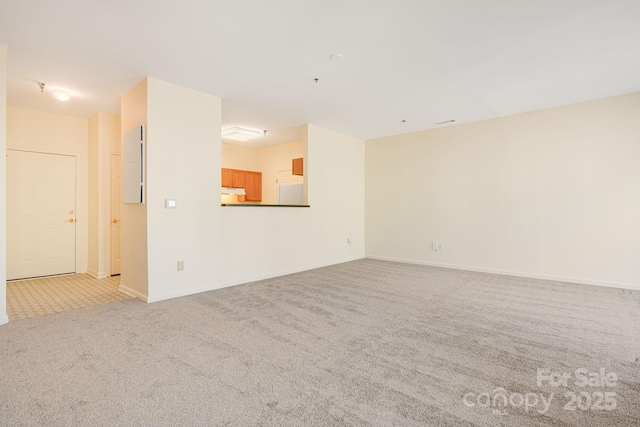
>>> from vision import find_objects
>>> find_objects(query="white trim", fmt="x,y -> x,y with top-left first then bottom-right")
118,284 -> 149,302
7,150 -> 80,281
146,256 -> 365,303
7,272 -> 76,283
5,148 -> 76,158
86,269 -> 109,279
365,255 -> 640,292
0,314 -> 8,326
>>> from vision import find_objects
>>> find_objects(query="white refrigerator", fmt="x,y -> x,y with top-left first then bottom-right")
278,184 -> 304,205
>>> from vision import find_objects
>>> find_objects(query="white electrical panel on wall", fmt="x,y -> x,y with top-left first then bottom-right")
124,125 -> 145,204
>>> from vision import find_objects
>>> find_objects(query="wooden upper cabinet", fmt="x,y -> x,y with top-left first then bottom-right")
221,168 -> 246,189
231,170 -> 245,188
221,168 -> 233,187
245,171 -> 262,202
221,168 -> 261,202
292,158 -> 303,176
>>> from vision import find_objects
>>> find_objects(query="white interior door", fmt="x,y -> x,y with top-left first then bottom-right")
110,154 -> 122,275
7,150 -> 76,280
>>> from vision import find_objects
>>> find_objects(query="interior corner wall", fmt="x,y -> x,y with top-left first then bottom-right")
0,45 -> 8,325
6,105 -> 89,275
119,79 -> 149,300
365,92 -> 640,290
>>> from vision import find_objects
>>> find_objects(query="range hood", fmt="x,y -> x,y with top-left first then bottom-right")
221,187 -> 246,195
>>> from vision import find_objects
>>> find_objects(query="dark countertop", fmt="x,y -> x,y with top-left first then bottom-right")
221,204 -> 310,207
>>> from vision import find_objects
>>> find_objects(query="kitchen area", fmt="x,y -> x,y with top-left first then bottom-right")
220,125 -> 307,206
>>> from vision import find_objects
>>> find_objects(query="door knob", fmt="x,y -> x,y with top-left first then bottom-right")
65,218 -> 75,223
112,218 -> 121,223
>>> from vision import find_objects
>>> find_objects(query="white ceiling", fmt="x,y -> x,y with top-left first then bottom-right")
222,125 -> 305,149
1,0 -> 639,141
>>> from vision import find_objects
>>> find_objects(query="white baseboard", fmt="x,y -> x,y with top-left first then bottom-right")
0,313 -> 8,326
146,255 -> 366,303
365,255 -> 640,292
118,284 -> 149,302
87,269 -> 109,279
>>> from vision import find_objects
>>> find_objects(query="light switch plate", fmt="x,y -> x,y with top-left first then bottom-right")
165,199 -> 176,209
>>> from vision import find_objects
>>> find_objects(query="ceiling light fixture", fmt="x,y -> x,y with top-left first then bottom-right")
52,89 -> 71,102
222,127 -> 265,141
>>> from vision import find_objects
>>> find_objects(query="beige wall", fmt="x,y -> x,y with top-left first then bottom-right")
221,143 -> 259,171
256,140 -> 304,204
6,105 -> 89,276
144,78 -> 222,300
88,113 -> 121,278
119,79 -> 149,299
0,45 -> 7,324
366,92 -> 640,290
306,125 -> 364,258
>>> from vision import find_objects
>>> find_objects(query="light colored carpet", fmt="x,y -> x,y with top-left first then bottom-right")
0,259 -> 638,426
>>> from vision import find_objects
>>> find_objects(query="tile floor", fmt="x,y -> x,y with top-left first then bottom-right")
6,274 -> 134,321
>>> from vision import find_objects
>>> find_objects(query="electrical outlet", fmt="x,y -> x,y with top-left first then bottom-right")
432,242 -> 438,251
177,261 -> 184,271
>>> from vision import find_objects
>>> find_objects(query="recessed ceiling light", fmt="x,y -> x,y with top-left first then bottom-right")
330,53 -> 344,61
222,127 -> 265,141
434,119 -> 455,125
52,89 -> 71,102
